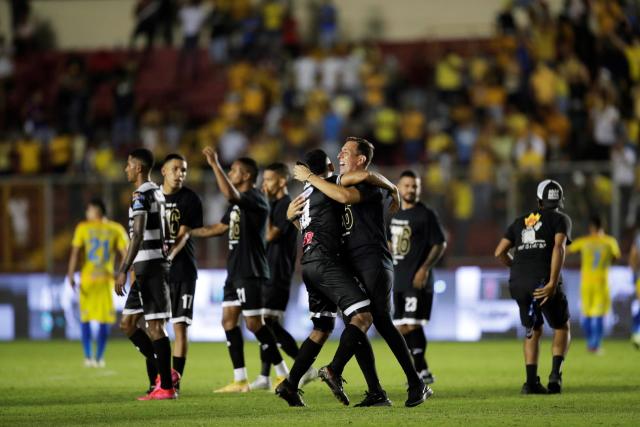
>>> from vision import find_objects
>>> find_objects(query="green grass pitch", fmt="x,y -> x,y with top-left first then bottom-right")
1,338 -> 639,425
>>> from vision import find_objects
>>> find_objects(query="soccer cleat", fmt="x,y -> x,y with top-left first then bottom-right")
405,382 -> 433,407
154,369 -> 182,391
318,366 -> 349,406
249,375 -> 272,391
521,377 -> 548,394
84,358 -> 96,368
547,373 -> 562,394
275,379 -> 306,407
419,370 -> 435,385
137,387 -> 177,401
354,390 -> 392,407
213,380 -> 250,393
96,359 -> 106,368
632,333 -> 640,350
299,366 -> 318,388
272,375 -> 287,392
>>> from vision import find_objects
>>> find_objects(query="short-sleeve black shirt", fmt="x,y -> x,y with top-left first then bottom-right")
267,194 -> 297,288
163,186 -> 203,282
339,181 -> 393,272
504,208 -> 572,282
299,175 -> 343,263
389,202 -> 446,292
220,187 -> 270,280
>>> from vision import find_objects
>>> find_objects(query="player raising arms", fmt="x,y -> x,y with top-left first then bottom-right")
495,179 -> 572,395
191,148 -> 289,392
568,214 -> 620,354
117,148 -> 177,400
389,170 -> 447,385
161,153 -> 204,392
67,198 -> 128,368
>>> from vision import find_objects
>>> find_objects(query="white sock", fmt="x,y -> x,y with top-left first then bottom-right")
234,367 -> 248,382
274,361 -> 288,377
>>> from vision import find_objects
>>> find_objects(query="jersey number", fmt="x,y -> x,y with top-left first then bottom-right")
405,297 -> 418,313
88,238 -> 110,265
236,288 -> 246,303
592,249 -> 602,270
181,294 -> 193,310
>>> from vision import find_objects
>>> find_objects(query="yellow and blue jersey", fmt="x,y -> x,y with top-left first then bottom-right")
71,220 -> 128,281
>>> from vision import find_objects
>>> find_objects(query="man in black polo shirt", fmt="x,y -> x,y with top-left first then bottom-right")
191,148 -> 288,393
389,170 -> 446,385
161,153 -> 203,393
495,179 -> 572,394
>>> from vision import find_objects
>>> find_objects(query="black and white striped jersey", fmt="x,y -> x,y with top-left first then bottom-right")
128,181 -> 169,274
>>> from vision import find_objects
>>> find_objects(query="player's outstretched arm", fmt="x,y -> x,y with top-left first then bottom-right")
340,170 -> 401,213
292,164 -> 361,204
534,233 -> 567,306
191,223 -> 229,238
67,245 -> 81,289
115,214 -> 147,296
494,238 -> 514,268
286,195 -> 304,230
203,147 -> 242,203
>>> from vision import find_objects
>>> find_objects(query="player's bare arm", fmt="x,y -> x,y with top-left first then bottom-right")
293,164 -> 361,204
266,217 -> 282,242
494,238 -> 514,268
339,170 -> 401,214
190,222 -> 229,238
167,224 -> 191,262
534,233 -> 567,306
67,245 -> 81,289
115,213 -> 147,296
413,242 -> 447,289
286,195 -> 304,230
203,147 -> 242,203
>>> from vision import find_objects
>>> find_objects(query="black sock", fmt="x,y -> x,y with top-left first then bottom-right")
551,355 -> 564,377
254,326 -> 284,365
289,338 -> 322,387
330,324 -> 366,377
405,328 -> 428,373
173,356 -> 186,377
265,318 -> 299,359
260,346 -> 271,377
526,364 -> 538,384
129,328 -> 157,385
353,333 -> 383,393
374,315 -> 421,386
225,327 -> 245,369
153,337 -> 172,390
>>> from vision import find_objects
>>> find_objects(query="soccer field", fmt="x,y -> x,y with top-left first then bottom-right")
1,339 -> 638,426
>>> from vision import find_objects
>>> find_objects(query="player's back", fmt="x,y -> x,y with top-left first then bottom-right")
73,219 -> 128,279
571,234 -> 620,284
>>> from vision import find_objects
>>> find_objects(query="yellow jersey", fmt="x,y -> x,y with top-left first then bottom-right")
71,219 -> 128,282
569,234 -> 620,285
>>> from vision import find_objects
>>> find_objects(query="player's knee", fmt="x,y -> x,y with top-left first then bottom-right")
350,311 -> 372,330
311,317 -> 334,335
146,320 -> 166,340
245,315 -> 263,333
309,328 -> 330,345
119,315 -> 136,336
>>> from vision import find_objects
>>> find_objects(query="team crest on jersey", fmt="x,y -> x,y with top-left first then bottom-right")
303,231 -> 314,246
132,192 -> 144,209
519,212 -> 546,249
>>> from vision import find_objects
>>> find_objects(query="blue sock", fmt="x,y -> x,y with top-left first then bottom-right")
96,323 -> 110,361
582,317 -> 592,349
592,317 -> 604,350
81,322 -> 92,359
633,310 -> 640,334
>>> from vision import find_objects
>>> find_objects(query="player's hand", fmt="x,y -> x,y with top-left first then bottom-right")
115,272 -> 128,296
533,281 -> 556,306
293,164 -> 312,182
202,146 -> 219,167
389,187 -> 401,215
412,267 -> 428,289
287,195 -> 305,221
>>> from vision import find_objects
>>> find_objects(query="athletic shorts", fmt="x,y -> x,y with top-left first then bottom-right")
169,280 -> 196,325
392,288 -> 433,326
222,278 -> 264,317
78,276 -> 116,324
262,282 -> 291,317
580,281 -> 610,317
123,268 -> 171,321
509,279 -> 570,329
353,265 -> 393,315
302,256 -> 370,319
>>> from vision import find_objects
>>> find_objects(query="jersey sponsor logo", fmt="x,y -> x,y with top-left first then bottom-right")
519,212 -> 546,250
341,205 -> 354,235
165,202 -> 181,242
228,205 -> 241,249
390,219 -> 411,263
299,186 -> 314,229
547,189 -> 560,200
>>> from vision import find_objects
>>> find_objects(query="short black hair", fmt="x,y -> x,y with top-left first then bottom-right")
589,214 -> 603,230
236,157 -> 259,183
265,162 -> 290,180
163,153 -> 186,165
302,149 -> 330,175
400,170 -> 418,180
129,148 -> 155,172
88,198 -> 107,216
346,136 -> 374,167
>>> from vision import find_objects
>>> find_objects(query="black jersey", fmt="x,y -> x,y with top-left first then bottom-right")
221,187 -> 270,280
389,202 -> 446,292
128,181 -> 168,275
504,208 -> 572,281
163,185 -> 203,282
338,179 -> 393,271
299,175 -> 343,263
267,195 -> 297,287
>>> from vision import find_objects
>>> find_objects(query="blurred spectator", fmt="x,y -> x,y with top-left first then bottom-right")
56,58 -> 89,135
400,105 -> 426,164
218,125 -> 249,165
158,0 -> 177,46
514,127 -> 545,178
208,0 -> 232,64
49,133 -> 72,173
261,0 -> 285,55
178,0 -> 208,80
131,0 -> 161,51
282,5 -> 301,58
23,91 -> 52,143
372,104 -> 400,165
590,87 -> 620,159
435,51 -> 464,105
293,51 -> 318,94
316,0 -> 338,50
112,66 -> 137,148
0,136 -> 12,175
15,134 -> 42,174
610,141 -> 637,227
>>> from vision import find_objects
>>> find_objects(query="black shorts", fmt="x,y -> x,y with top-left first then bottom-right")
509,279 -> 570,329
123,269 -> 171,321
302,256 -> 370,319
393,288 -> 433,326
222,278 -> 264,317
262,282 -> 291,317
353,265 -> 393,315
169,280 -> 196,325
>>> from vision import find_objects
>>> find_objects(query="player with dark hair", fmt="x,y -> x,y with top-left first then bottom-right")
67,198 -> 128,368
568,213 -> 620,354
292,138 -> 430,407
275,149 -> 382,407
389,170 -> 447,385
191,148 -> 289,393
495,179 -> 572,394
117,148 -> 178,400
160,153 -> 204,392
